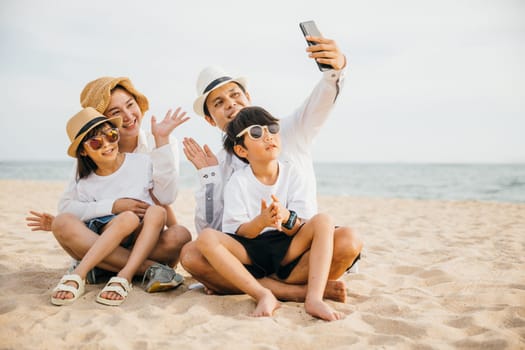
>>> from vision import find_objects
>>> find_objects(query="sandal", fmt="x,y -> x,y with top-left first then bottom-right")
51,274 -> 85,306
96,276 -> 132,306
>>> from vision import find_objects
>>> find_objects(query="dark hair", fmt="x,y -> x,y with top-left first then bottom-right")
76,122 -> 114,180
203,81 -> 247,117
223,106 -> 279,164
112,84 -> 133,98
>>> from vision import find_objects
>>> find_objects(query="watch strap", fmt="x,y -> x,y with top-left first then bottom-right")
282,210 -> 297,230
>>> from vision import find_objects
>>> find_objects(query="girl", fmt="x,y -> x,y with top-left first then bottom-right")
51,106 -> 187,306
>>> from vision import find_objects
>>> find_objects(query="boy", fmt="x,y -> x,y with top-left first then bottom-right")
195,107 -> 344,321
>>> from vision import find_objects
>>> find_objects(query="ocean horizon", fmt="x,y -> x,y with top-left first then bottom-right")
1,160 -> 524,203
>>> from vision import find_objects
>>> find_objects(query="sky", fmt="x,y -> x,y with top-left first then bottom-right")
0,0 -> 524,163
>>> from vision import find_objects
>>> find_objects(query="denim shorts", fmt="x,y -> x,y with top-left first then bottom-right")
86,214 -> 135,249
86,214 -> 115,233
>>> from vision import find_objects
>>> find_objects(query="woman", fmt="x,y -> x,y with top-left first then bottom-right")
27,77 -> 191,294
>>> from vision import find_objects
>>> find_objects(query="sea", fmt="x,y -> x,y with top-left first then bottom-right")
1,161 -> 524,203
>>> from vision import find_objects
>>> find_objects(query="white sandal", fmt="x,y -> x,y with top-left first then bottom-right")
51,274 -> 85,306
96,276 -> 132,306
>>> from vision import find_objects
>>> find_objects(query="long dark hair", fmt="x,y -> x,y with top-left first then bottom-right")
223,106 -> 279,164
75,122 -> 114,180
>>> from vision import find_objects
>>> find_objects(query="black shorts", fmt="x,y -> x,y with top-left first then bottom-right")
226,229 -> 303,280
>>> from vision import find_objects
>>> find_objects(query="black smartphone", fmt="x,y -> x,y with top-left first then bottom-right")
299,20 -> 332,71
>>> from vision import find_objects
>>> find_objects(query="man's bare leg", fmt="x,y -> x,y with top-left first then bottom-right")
260,278 -> 347,303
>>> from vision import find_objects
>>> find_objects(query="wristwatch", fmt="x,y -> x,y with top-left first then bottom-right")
282,210 -> 298,230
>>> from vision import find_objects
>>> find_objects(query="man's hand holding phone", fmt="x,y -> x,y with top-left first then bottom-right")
300,20 -> 346,71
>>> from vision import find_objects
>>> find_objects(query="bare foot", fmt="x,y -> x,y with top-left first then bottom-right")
53,280 -> 78,301
305,299 -> 345,321
203,285 -> 217,295
324,280 -> 347,303
251,290 -> 281,317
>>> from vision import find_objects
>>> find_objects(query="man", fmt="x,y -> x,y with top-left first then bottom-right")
181,33 -> 363,302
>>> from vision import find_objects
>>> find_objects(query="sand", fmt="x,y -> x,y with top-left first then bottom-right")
0,179 -> 524,349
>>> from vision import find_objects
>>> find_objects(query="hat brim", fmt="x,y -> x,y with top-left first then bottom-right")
193,77 -> 247,117
67,116 -> 122,158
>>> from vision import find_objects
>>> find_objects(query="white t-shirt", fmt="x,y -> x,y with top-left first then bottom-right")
222,161 -> 316,235
75,153 -> 154,208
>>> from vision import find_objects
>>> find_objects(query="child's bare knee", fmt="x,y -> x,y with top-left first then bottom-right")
309,212 -> 334,233
195,228 -> 217,253
145,205 -> 167,222
334,226 -> 362,258
117,210 -> 141,227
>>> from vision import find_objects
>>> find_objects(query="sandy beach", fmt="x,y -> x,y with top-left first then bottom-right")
0,179 -> 524,349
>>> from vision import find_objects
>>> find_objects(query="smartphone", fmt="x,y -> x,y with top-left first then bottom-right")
299,20 -> 332,71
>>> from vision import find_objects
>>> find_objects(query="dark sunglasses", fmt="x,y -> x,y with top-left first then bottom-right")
235,123 -> 280,140
83,128 -> 120,151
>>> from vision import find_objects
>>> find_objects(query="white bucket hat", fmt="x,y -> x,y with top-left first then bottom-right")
193,66 -> 247,117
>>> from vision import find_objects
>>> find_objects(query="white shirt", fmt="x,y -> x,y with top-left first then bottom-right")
75,153 -> 154,206
194,68 -> 346,233
58,129 -> 180,221
222,161 -> 315,235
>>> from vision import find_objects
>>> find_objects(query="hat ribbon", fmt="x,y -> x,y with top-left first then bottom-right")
203,76 -> 232,94
75,116 -> 108,138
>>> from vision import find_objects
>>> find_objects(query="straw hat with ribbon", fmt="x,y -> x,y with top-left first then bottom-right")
66,107 -> 122,158
80,76 -> 149,114
193,66 -> 247,117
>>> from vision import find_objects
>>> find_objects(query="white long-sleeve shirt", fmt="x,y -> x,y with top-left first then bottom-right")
194,68 -> 346,233
58,129 -> 180,222
75,153 -> 154,206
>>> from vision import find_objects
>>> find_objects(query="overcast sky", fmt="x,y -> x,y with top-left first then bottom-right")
1,0 -> 523,163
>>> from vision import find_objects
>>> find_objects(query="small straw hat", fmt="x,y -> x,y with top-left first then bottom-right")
80,77 -> 149,114
66,107 -> 122,158
193,66 -> 247,117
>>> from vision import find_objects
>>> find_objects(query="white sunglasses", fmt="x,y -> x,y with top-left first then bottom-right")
235,124 -> 280,140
